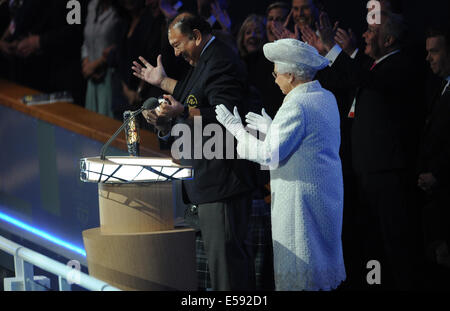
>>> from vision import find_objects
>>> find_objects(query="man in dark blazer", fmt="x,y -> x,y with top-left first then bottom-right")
132,12 -> 256,291
319,11 -> 425,289
417,26 -> 450,287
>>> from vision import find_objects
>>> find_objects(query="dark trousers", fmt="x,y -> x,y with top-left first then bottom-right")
340,172 -> 367,290
419,186 -> 450,254
197,193 -> 256,291
417,185 -> 450,290
355,169 -> 420,290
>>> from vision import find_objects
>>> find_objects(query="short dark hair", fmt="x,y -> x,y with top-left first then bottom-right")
426,25 -> 450,52
265,2 -> 290,15
169,13 -> 212,39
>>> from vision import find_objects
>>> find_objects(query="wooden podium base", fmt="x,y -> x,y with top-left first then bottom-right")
98,182 -> 174,233
82,177 -> 196,291
82,227 -> 196,291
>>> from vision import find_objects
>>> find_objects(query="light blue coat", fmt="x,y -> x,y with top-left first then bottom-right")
237,80 -> 346,290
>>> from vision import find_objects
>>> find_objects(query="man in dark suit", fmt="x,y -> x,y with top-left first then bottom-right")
318,10 -> 424,290
417,26 -> 450,288
132,13 -> 256,291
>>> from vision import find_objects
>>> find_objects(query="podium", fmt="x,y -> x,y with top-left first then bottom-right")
80,156 -> 196,291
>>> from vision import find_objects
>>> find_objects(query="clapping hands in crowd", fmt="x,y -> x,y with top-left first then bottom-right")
0,33 -> 40,58
0,40 -> 16,56
211,0 -> 231,32
269,10 -> 301,41
82,45 -> 115,82
266,7 -> 359,58
335,27 -> 358,56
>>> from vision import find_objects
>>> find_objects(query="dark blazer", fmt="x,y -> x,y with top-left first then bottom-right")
329,50 -> 425,174
316,55 -> 367,176
172,38 -> 257,204
417,78 -> 450,186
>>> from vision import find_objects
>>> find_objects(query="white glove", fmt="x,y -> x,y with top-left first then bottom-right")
215,104 -> 245,139
245,108 -> 272,134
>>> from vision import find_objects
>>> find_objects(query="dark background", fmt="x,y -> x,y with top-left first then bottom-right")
1,0 -> 449,51
1,0 -> 449,97
226,0 -> 450,44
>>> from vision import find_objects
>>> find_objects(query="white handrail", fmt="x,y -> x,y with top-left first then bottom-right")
0,235 -> 121,291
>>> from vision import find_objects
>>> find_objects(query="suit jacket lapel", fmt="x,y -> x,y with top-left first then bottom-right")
423,83 -> 450,133
354,56 -> 383,112
179,40 -> 216,104
429,79 -> 446,111
180,61 -> 206,104
427,80 -> 448,120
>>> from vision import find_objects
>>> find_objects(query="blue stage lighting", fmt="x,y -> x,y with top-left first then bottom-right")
0,211 -> 86,257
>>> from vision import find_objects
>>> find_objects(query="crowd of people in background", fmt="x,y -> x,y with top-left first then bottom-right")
1,0 -> 449,291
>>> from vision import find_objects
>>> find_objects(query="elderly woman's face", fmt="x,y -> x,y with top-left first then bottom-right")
243,22 -> 265,54
273,65 -> 293,95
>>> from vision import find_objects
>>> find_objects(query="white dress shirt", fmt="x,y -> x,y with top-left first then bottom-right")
442,76 -> 450,96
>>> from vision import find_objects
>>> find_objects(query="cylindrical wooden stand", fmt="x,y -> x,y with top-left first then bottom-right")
98,182 -> 174,233
82,182 -> 196,291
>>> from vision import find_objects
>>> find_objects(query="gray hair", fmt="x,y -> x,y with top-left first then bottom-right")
380,11 -> 408,48
276,62 -> 317,81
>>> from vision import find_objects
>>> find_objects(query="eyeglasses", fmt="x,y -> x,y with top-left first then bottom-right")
272,71 -> 292,79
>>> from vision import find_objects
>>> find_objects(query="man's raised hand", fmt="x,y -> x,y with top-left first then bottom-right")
132,54 -> 167,88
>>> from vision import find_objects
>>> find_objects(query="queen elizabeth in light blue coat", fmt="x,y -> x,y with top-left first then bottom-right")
216,39 -> 346,290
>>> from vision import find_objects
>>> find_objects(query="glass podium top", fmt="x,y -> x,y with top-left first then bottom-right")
80,157 -> 193,184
